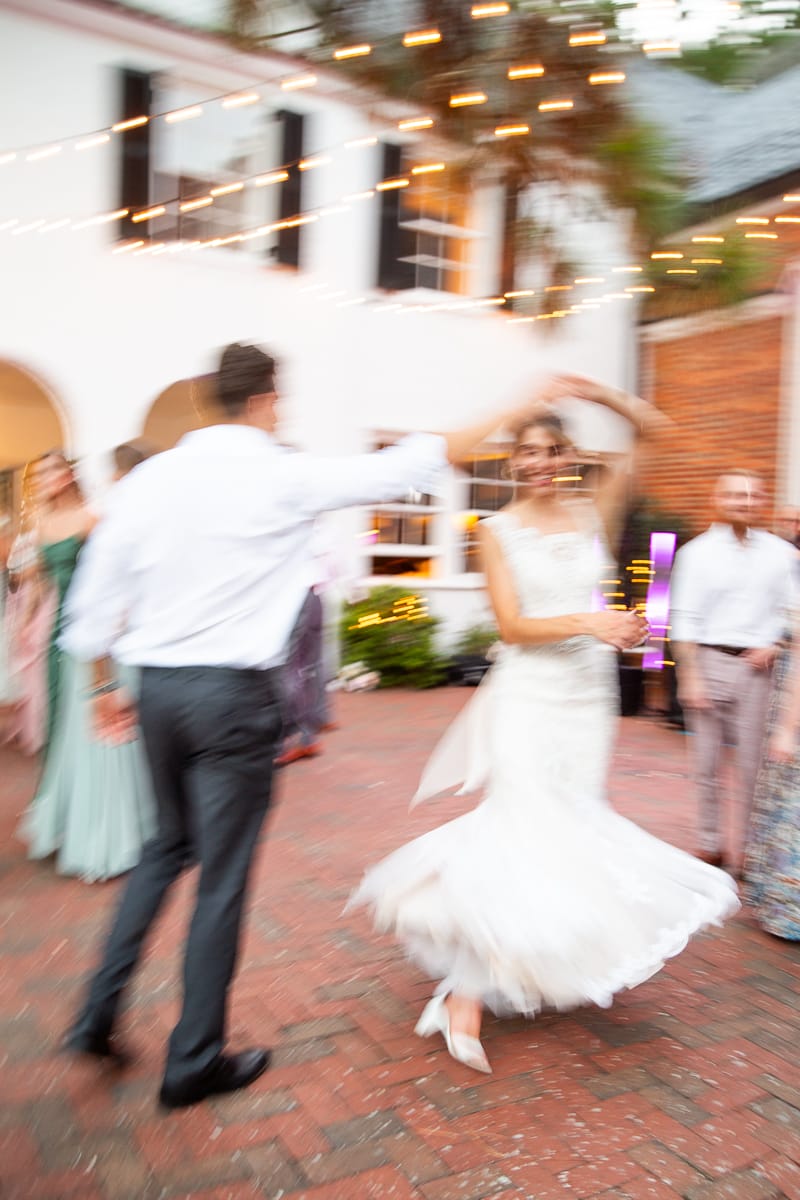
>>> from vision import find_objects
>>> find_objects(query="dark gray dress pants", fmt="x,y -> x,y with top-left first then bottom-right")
72,665 -> 282,1085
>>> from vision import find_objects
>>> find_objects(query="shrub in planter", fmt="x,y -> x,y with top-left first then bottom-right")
340,586 -> 446,689
453,624 -> 499,659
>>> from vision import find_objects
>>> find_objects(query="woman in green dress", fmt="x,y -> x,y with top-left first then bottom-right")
16,451 -> 155,881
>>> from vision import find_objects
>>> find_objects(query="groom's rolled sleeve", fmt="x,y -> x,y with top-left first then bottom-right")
288,433 -> 448,516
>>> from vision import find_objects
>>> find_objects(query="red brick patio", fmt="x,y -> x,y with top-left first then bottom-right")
2,690 -> 800,1200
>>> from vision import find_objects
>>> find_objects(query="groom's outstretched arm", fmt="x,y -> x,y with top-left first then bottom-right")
288,374 -> 577,516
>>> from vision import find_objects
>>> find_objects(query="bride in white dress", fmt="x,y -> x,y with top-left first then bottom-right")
351,376 -> 739,1074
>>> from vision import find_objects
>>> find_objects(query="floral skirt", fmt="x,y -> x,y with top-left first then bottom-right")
744,651 -> 800,940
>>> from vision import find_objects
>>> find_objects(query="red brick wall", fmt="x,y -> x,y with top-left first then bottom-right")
637,313 -> 784,536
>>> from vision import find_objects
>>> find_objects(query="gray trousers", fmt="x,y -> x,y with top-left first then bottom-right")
685,647 -> 773,855
72,665 -> 282,1085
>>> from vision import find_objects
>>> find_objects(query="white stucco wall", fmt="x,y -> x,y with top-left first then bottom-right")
0,0 -> 639,639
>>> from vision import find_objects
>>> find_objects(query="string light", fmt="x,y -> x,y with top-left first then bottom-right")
626,285 -> 655,293
746,232 -> 777,239
298,155 -> 331,171
666,268 -> 697,274
776,216 -> 800,224
210,182 -> 244,196
73,208 -> 129,229
589,71 -> 626,85
504,289 -> 535,298
494,124 -> 530,137
736,216 -> 769,225
783,194 -> 800,203
692,235 -> 724,244
691,257 -> 723,264
402,29 -> 441,46
222,92 -> 260,108
26,145 -> 62,162
254,170 -> 289,186
164,105 -> 203,123
651,251 -> 683,260
398,117 -> 434,132
281,74 -> 317,91
345,136 -> 378,149
112,116 -> 148,133
569,31 -> 607,46
411,162 -> 445,174
508,65 -> 545,79
471,2 -> 510,16
538,100 -> 574,112
112,240 -> 145,254
612,265 -> 643,273
450,92 -> 488,107
179,197 -> 213,212
375,177 -> 409,190
333,45 -> 371,60
131,205 -> 166,223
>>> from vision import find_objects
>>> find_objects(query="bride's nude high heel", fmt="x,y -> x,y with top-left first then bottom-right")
414,995 -> 492,1074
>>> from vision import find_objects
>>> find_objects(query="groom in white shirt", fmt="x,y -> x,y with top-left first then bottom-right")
61,341 -> 572,1109
671,470 -> 796,873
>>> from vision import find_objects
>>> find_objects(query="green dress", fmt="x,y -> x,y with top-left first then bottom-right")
18,535 -> 156,881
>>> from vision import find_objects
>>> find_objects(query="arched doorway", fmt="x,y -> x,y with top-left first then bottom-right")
141,376 -> 217,450
0,360 -> 69,523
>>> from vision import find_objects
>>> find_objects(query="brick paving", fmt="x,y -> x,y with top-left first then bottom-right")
2,690 -> 800,1200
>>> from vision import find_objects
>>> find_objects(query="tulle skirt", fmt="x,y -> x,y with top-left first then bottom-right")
351,655 -> 739,1016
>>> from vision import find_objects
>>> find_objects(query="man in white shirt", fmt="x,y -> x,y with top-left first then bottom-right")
671,470 -> 796,872
62,341 -> 576,1109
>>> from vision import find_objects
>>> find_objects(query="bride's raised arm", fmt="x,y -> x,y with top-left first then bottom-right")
557,375 -> 670,551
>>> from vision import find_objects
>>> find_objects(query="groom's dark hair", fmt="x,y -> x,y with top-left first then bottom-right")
216,343 -> 277,417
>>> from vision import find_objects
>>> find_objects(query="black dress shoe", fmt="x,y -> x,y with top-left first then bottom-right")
63,1028 -> 132,1067
159,1047 -> 271,1110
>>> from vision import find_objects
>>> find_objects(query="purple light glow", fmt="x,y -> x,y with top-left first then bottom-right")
643,531 -> 677,670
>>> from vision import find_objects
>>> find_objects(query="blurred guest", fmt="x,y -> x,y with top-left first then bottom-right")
112,439 -> 156,482
671,471 -> 796,873
275,524 -> 337,767
4,466 -> 56,755
0,513 -> 19,736
744,624 -> 800,940
774,504 -> 800,549
62,342 -> 523,1109
16,450 -> 155,881
351,379 -> 737,1076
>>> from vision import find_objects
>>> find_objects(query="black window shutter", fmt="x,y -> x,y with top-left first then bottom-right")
276,109 -> 305,267
118,68 -> 153,241
376,143 -> 415,291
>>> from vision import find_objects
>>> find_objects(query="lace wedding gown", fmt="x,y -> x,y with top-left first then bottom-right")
351,508 -> 739,1016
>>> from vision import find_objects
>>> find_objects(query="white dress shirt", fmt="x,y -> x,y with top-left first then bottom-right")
62,425 -> 447,670
670,523 -> 797,647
